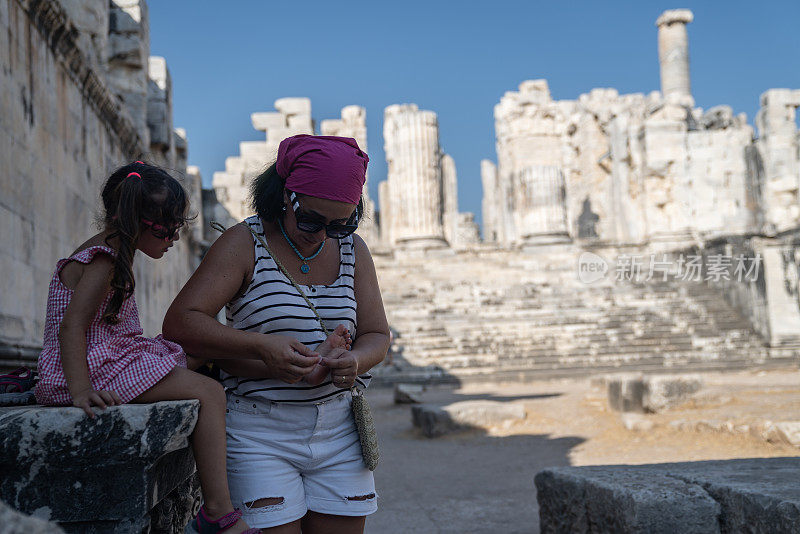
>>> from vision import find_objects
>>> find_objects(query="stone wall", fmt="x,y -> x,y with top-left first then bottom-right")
0,0 -> 203,366
486,77 -> 759,249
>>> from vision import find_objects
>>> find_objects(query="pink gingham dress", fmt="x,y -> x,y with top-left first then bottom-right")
35,245 -> 186,405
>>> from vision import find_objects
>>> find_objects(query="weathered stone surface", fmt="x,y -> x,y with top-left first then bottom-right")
394,383 -> 425,404
411,401 -> 525,437
608,374 -> 703,413
0,499 -> 65,534
536,465 -> 720,533
535,458 -> 800,534
0,401 -> 200,533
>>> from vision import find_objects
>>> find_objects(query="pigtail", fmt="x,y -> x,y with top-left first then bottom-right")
99,161 -> 190,324
103,170 -> 143,324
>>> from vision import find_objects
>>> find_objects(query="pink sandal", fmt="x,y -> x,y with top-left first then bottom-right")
0,367 -> 37,393
184,506 -> 260,534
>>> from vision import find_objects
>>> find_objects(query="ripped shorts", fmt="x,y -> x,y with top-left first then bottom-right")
225,391 -> 378,529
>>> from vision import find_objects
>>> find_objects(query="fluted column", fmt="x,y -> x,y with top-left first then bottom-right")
513,165 -> 570,244
481,160 -> 498,243
441,154 -> 458,246
383,104 -> 446,247
656,9 -> 693,105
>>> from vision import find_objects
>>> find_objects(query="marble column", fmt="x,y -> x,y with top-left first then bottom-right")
513,165 -> 570,245
441,154 -> 458,246
481,160 -> 498,243
656,9 -> 694,105
383,104 -> 447,247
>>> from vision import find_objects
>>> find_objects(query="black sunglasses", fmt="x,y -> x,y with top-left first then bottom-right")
288,191 -> 359,239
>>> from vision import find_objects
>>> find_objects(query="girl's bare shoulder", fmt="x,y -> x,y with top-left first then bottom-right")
60,233 -> 114,290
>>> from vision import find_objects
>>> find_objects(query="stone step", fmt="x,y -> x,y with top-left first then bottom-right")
390,321 -> 755,341
372,354 -> 798,385
401,343 -> 768,367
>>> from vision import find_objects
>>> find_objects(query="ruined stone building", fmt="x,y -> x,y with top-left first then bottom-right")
370,9 -> 800,382
481,9 -> 799,251
0,0 -> 207,365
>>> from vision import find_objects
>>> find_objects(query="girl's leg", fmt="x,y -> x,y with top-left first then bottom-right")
132,367 -> 248,532
301,512 -> 365,534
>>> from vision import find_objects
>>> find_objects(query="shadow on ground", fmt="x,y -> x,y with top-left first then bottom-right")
365,386 -> 583,534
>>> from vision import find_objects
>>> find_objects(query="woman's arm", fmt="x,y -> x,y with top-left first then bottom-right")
323,234 -> 390,385
59,254 -> 123,416
162,223 -> 319,383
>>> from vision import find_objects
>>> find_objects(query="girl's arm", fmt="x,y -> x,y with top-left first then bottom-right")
323,235 -> 391,384
162,224 -> 319,383
59,253 -> 123,416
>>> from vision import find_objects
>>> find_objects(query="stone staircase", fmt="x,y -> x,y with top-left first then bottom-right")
371,245 -> 799,383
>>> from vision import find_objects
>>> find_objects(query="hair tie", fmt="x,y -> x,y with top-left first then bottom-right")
134,160 -> 144,164
126,172 -> 141,180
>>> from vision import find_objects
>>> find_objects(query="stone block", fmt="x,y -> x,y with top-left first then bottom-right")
411,400 -> 525,438
274,97 -> 311,116
536,458 -> 800,534
251,112 -> 285,131
0,499 -> 65,534
607,374 -> 702,413
0,401 -> 200,533
287,113 -> 312,130
535,465 -> 720,534
108,33 -> 145,67
394,383 -> 425,404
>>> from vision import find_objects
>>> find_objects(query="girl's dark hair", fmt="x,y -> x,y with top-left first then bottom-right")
100,161 -> 189,324
250,162 -> 364,222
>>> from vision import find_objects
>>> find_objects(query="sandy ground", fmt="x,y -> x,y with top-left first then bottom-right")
365,368 -> 800,534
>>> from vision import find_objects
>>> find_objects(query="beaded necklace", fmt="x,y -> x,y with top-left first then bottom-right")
278,218 -> 325,274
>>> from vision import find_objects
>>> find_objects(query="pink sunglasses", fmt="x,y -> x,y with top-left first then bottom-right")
142,219 -> 182,241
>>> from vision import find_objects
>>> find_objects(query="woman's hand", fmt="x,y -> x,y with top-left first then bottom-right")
321,347 -> 359,389
71,388 -> 122,418
256,334 -> 321,384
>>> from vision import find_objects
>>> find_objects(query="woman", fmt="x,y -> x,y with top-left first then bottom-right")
163,135 -> 390,533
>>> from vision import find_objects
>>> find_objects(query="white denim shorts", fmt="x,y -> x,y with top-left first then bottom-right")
225,391 -> 377,529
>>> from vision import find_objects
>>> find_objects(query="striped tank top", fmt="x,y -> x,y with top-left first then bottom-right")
221,215 -> 371,403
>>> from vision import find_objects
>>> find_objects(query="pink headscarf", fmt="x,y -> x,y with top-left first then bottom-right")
276,135 -> 369,205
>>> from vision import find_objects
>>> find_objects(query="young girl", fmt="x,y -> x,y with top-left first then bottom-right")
34,162 -> 260,534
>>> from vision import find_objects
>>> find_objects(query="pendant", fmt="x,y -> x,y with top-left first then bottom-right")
300,263 -> 310,274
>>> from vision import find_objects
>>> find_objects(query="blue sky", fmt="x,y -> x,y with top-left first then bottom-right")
148,1 -> 800,227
